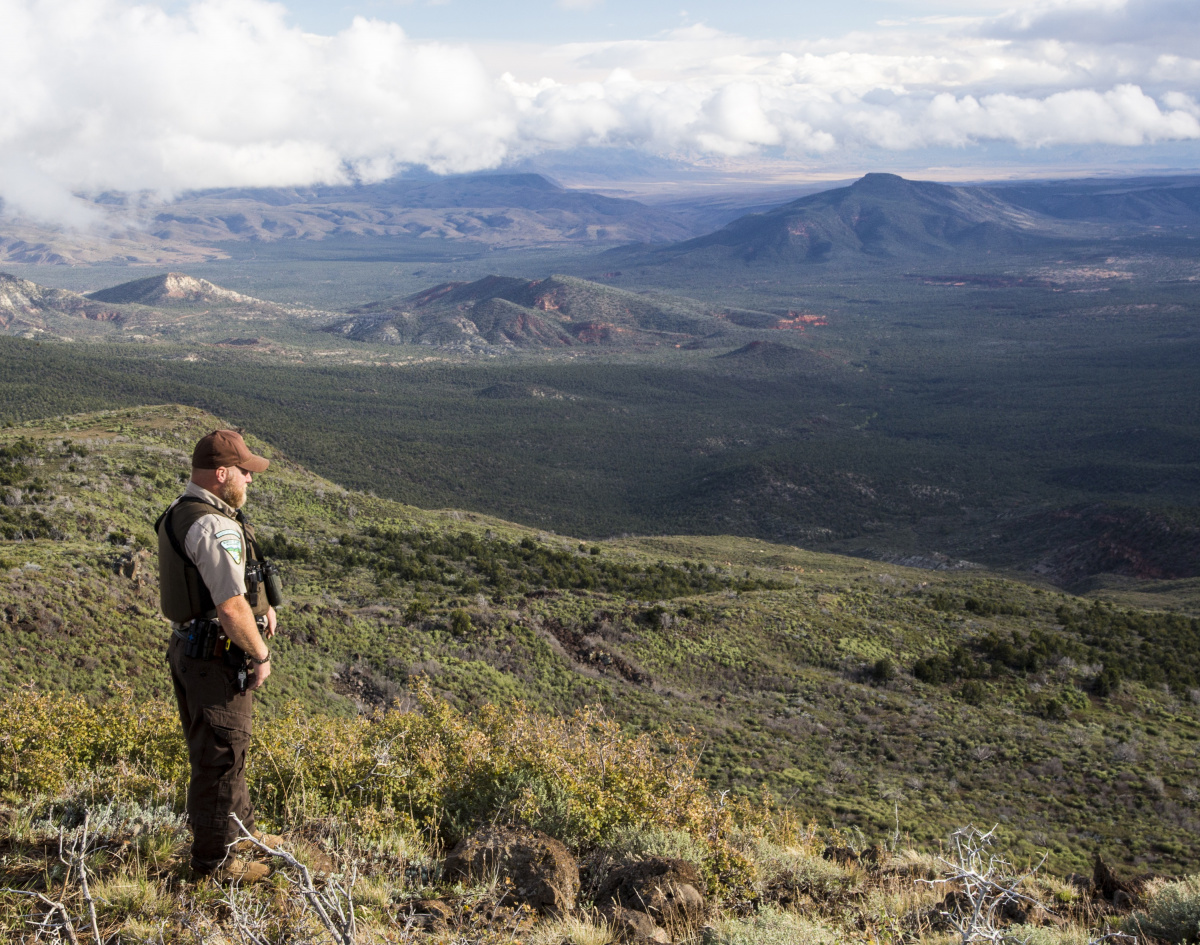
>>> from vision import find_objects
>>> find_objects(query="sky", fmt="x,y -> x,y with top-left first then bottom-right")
1,0 -> 1199,226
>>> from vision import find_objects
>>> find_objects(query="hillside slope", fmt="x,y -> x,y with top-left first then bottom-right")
987,175 -> 1200,226
4,405 -> 1200,873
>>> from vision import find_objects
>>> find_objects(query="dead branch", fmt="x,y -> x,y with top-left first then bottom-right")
229,813 -> 356,945
53,811 -> 102,945
219,887 -> 270,945
76,812 -> 103,945
2,888 -> 80,945
918,825 -> 1045,944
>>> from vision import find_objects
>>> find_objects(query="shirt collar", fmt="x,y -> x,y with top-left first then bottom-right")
184,480 -> 240,520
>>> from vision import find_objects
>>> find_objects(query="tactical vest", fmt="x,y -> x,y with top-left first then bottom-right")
156,496 -> 270,623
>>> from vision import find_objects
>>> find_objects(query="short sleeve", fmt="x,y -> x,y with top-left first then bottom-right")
183,513 -> 247,606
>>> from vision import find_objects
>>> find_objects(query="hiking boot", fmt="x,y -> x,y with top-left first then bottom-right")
211,857 -> 272,884
232,830 -> 285,854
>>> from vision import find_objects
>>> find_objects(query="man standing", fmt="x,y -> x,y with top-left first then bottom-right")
157,429 -> 278,882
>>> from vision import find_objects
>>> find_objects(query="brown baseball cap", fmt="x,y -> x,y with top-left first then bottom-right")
192,429 -> 270,472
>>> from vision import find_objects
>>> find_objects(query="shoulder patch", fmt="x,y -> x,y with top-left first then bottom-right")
217,531 -> 244,565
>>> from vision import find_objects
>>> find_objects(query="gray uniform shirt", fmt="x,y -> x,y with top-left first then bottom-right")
176,482 -> 247,606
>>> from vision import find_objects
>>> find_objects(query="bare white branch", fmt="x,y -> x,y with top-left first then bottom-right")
918,825 -> 1046,944
77,812 -> 103,945
2,888 -> 81,944
228,813 -> 356,945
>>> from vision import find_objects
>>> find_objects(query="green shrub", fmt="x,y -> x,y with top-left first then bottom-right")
605,824 -> 712,869
1125,875 -> 1200,943
450,608 -> 473,635
749,837 -> 851,897
960,680 -> 986,705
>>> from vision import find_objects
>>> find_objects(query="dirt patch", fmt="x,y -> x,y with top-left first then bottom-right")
542,617 -> 651,686
330,663 -> 398,709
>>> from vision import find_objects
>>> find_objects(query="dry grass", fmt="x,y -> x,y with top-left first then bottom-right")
703,907 -> 841,945
527,914 -> 617,945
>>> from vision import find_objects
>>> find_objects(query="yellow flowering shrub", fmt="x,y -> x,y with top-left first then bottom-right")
0,685 -> 186,798
0,680 -> 748,887
248,682 -> 716,848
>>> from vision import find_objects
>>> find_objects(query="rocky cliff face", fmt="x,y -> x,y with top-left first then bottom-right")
0,273 -> 124,330
0,274 -> 92,316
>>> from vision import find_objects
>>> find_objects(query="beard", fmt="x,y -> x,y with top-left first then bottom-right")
220,478 -> 247,510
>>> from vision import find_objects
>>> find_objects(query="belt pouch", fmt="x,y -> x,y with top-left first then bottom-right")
184,621 -> 205,660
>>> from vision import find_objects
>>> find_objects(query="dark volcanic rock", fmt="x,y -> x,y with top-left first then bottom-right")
598,903 -> 671,943
444,826 -> 578,914
406,898 -> 453,932
1093,854 -> 1147,909
596,856 -> 707,930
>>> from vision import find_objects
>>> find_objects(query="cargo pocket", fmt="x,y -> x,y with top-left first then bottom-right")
200,705 -> 252,773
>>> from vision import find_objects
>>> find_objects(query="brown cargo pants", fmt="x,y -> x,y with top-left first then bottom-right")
167,634 -> 257,873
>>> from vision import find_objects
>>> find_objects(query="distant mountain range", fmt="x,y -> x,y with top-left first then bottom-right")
323,274 -> 816,351
3,171 -> 1199,265
0,173 -> 698,265
147,173 -> 698,248
985,175 -> 1200,226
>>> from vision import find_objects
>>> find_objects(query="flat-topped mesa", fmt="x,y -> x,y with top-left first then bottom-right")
87,272 -> 253,305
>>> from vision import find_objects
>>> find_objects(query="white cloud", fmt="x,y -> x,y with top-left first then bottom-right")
983,0 -> 1200,51
0,0 -> 1198,227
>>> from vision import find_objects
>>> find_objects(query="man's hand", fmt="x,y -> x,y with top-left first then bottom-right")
251,607 -> 276,691
249,658 -> 271,690
215,595 -> 271,690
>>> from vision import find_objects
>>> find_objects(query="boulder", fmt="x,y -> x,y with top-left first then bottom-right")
596,856 -> 707,930
822,845 -> 859,867
1093,854 -> 1147,909
115,549 -> 151,584
443,825 -> 578,914
407,899 -> 453,932
599,904 -> 670,943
